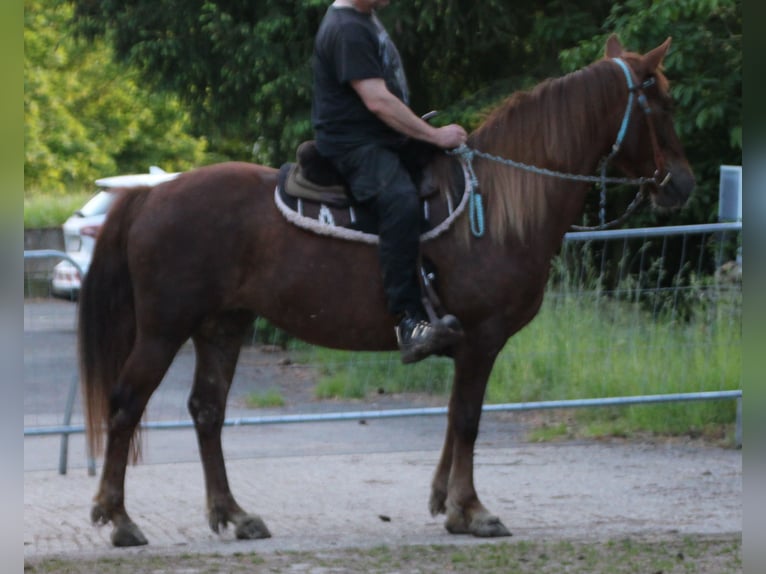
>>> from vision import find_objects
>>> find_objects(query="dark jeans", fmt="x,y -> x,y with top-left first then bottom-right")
327,143 -> 424,318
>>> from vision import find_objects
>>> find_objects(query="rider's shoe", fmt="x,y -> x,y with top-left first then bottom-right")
396,313 -> 464,364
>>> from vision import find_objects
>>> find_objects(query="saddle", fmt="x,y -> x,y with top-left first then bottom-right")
282,140 -> 444,208
276,140 -> 466,237
282,141 -> 349,208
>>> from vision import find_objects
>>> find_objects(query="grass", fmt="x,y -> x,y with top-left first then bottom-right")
24,191 -> 94,228
244,390 -> 286,408
485,285 -> 741,440
308,347 -> 453,400
300,277 -> 741,442
24,533 -> 742,573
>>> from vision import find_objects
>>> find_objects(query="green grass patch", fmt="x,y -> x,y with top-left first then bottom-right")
485,287 -> 741,440
307,347 -> 453,400
24,191 -> 94,228
300,278 -> 740,441
527,422 -> 573,442
244,390 -> 286,408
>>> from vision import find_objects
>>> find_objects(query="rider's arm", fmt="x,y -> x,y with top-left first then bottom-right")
351,78 -> 466,149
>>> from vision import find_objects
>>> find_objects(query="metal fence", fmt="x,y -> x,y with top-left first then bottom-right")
23,222 -> 742,473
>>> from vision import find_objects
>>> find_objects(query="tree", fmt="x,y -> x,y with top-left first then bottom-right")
67,0 -> 614,163
65,0 -> 740,231
25,0 -> 209,194
69,0 -> 329,163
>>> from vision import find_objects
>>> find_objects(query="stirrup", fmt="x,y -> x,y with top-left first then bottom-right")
396,314 -> 463,364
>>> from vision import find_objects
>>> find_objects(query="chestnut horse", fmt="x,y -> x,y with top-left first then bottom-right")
79,35 -> 694,546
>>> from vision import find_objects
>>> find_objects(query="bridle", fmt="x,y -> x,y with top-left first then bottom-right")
610,57 -> 672,190
449,57 -> 674,235
569,56 -> 673,231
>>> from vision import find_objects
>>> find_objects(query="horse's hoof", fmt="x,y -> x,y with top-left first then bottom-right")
111,521 -> 149,547
444,506 -> 512,538
429,489 -> 447,516
235,514 -> 271,540
469,515 -> 512,538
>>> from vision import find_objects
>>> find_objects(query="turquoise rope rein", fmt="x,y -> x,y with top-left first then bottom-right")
460,147 -> 485,237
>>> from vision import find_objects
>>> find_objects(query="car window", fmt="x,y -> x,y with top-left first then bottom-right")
77,190 -> 115,217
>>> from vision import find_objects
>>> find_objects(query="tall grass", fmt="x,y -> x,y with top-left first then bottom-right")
303,266 -> 741,440
24,191 -> 94,228
485,282 -> 740,439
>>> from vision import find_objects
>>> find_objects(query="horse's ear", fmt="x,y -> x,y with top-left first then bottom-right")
604,34 -> 624,58
643,37 -> 672,72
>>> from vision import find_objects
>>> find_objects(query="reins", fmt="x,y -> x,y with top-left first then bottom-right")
448,57 -> 670,236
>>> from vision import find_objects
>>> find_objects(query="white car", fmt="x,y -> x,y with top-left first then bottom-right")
50,167 -> 181,298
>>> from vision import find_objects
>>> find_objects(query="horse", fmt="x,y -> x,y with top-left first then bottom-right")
79,34 -> 695,547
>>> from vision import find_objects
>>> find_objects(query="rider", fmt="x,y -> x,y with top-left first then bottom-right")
311,0 -> 467,364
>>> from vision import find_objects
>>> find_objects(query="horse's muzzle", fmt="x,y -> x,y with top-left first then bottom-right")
652,164 -> 695,209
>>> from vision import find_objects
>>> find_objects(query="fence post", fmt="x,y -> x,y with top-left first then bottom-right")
58,374 -> 79,475
735,396 -> 742,448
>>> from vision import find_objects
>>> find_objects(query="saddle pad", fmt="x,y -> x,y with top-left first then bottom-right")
275,159 -> 472,245
284,163 -> 349,207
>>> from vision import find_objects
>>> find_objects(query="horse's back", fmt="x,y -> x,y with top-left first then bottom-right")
133,161 -> 277,232
122,162 -> 278,315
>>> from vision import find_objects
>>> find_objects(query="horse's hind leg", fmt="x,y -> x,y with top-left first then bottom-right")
91,336 -> 184,547
429,425 -> 453,516
189,310 -> 271,540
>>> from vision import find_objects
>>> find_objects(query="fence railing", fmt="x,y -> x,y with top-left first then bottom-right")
23,222 -> 742,474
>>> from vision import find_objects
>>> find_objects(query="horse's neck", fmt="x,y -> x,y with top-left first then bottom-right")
475,71 -> 625,250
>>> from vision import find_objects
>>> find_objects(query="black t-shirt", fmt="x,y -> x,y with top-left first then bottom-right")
311,6 -> 409,157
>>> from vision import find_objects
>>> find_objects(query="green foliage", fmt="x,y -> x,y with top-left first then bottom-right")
63,0 -> 741,234
70,0 -> 328,164
25,0 -> 209,194
67,0 -> 615,162
559,0 -> 742,225
23,191 -> 93,228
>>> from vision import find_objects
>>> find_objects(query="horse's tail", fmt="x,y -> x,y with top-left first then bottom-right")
79,186 -> 152,460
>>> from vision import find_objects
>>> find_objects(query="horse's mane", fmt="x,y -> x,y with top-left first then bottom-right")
462,56 -> 668,245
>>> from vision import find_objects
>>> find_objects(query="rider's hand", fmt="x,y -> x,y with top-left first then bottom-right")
433,124 -> 467,149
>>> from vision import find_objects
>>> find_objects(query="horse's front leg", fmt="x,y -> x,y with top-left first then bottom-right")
431,335 -> 511,538
189,312 -> 271,541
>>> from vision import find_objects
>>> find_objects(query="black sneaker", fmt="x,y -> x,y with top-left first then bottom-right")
396,314 -> 464,364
